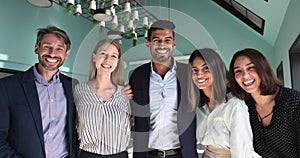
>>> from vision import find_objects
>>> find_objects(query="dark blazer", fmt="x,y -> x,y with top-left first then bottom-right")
0,66 -> 78,158
129,62 -> 198,158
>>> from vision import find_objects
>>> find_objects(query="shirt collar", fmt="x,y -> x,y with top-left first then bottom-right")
150,57 -> 177,73
33,64 -> 60,84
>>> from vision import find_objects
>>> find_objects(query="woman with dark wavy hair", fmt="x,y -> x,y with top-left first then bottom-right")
188,48 -> 260,158
228,48 -> 300,158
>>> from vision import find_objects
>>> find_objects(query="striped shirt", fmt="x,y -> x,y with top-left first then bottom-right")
73,82 -> 130,155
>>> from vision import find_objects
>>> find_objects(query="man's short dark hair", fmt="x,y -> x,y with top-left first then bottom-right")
147,20 -> 176,40
36,25 -> 71,51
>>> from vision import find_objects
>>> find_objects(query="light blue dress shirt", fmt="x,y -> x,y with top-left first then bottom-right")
148,61 -> 181,150
33,66 -> 68,158
196,96 -> 256,158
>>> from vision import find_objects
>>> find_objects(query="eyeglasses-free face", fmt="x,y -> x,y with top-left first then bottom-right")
191,56 -> 213,92
146,29 -> 176,64
233,55 -> 261,95
93,44 -> 120,74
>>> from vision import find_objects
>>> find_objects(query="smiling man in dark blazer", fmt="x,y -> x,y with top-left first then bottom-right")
0,26 -> 78,158
129,20 -> 198,158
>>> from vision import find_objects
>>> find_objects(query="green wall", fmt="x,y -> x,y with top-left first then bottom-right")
142,0 -> 274,66
0,0 -> 95,76
274,0 -> 300,87
1,0 -> 299,85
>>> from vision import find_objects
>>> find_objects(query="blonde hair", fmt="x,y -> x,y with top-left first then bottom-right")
88,39 -> 124,85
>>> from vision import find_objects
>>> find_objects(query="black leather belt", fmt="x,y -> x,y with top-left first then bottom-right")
149,148 -> 181,158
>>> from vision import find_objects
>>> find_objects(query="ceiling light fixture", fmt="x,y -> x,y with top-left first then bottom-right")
51,0 -> 159,46
75,3 -> 82,15
27,0 -> 53,7
119,25 -> 125,33
107,30 -> 123,39
93,8 -> 112,21
111,0 -> 119,7
89,0 -> 96,10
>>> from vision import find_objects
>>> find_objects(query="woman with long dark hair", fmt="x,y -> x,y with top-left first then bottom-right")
188,48 -> 259,158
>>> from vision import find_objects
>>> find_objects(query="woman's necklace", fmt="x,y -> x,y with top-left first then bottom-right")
258,110 -> 273,121
255,95 -> 275,122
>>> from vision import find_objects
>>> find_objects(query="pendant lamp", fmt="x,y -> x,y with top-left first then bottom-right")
93,8 -> 112,21
27,0 -> 53,7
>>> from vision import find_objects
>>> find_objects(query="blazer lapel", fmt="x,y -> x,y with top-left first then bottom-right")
22,68 -> 45,149
60,74 -> 76,156
60,74 -> 73,132
144,64 -> 151,127
60,74 -> 72,123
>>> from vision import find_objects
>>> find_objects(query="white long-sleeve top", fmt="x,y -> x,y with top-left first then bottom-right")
196,96 -> 259,158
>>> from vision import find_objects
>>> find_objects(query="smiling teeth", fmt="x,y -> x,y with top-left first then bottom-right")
102,64 -> 111,68
157,50 -> 167,54
243,79 -> 254,85
46,58 -> 58,63
197,79 -> 206,83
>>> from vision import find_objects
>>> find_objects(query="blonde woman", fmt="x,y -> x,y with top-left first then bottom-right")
73,39 -> 130,158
